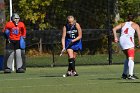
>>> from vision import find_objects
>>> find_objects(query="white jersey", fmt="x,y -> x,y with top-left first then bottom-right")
119,22 -> 135,50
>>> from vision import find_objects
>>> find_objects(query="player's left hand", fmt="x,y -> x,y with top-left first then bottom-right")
71,40 -> 75,43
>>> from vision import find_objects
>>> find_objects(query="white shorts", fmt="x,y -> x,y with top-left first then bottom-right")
119,35 -> 134,50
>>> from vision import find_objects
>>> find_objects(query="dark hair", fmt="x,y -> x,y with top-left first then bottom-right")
127,13 -> 134,21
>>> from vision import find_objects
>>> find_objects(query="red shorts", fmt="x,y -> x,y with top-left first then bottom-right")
127,49 -> 135,57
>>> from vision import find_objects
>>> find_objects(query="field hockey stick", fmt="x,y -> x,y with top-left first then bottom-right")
60,49 -> 66,56
60,41 -> 73,56
7,39 -> 11,43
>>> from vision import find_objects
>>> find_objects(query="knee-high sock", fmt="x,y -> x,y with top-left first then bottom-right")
68,59 -> 71,71
123,59 -> 128,75
73,58 -> 75,71
68,58 -> 75,71
128,59 -> 134,76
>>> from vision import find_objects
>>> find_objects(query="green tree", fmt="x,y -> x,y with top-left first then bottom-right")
4,0 -> 140,54
18,0 -> 53,54
19,0 -> 52,30
118,0 -> 140,22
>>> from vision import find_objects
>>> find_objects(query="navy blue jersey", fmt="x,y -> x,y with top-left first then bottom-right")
65,23 -> 78,39
65,23 -> 82,51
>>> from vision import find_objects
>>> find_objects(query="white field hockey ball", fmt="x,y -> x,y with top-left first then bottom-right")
63,74 -> 66,77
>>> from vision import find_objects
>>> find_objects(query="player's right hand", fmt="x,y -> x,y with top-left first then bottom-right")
61,48 -> 65,52
114,38 -> 118,43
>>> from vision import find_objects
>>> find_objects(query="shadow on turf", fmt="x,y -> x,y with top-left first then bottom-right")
118,82 -> 140,84
96,78 -> 121,80
40,75 -> 63,78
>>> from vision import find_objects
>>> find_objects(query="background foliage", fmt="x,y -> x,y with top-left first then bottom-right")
1,0 -> 140,55
4,0 -> 140,30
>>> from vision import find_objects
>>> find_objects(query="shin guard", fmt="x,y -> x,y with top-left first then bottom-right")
15,49 -> 26,71
4,49 -> 14,70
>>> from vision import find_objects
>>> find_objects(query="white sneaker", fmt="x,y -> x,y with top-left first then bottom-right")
128,75 -> 136,80
66,71 -> 72,76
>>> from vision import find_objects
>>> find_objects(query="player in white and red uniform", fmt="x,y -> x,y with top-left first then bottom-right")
113,14 -> 140,80
119,22 -> 135,50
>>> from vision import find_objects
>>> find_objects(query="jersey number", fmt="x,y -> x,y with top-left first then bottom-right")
124,28 -> 128,34
12,29 -> 19,35
70,34 -> 75,38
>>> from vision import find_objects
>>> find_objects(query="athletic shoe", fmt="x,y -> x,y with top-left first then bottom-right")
4,68 -> 12,73
66,71 -> 72,76
128,75 -> 136,80
121,74 -> 128,79
72,71 -> 79,76
133,74 -> 139,79
16,68 -> 25,73
73,73 -> 79,76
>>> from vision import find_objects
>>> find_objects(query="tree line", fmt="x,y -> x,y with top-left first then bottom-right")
4,0 -> 139,30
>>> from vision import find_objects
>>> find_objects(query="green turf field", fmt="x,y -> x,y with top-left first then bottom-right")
0,64 -> 140,93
